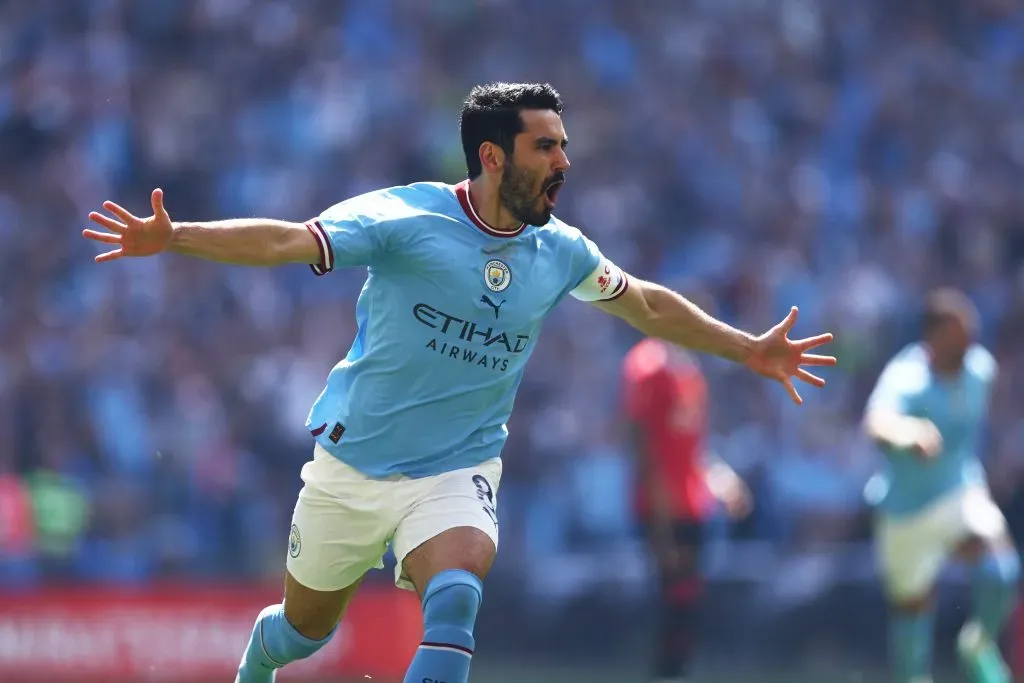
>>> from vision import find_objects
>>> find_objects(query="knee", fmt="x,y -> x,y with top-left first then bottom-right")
890,593 -> 934,614
422,569 -> 483,629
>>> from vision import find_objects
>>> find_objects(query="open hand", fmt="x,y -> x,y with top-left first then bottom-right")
746,307 -> 837,405
83,189 -> 173,262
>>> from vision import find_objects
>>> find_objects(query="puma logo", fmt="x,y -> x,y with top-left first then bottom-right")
479,294 -> 505,319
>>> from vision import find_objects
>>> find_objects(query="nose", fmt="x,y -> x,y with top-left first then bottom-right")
553,148 -> 570,173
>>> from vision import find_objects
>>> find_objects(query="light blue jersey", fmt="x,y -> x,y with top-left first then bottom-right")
302,181 -> 627,478
865,342 -> 997,517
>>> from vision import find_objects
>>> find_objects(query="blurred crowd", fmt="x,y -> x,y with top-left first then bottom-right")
2,0 -> 1024,586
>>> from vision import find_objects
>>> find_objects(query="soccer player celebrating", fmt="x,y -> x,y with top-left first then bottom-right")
623,338 -> 752,683
83,83 -> 835,683
863,289 -> 1019,683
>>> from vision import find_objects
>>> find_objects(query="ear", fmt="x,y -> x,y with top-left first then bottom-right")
478,141 -> 506,174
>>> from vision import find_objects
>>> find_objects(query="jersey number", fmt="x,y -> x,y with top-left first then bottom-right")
472,474 -> 498,526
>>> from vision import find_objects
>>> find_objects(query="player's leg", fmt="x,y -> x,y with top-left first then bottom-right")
649,521 -> 703,683
392,460 -> 502,683
878,513 -> 942,683
953,491 -> 1019,683
237,446 -> 394,683
965,536 -> 1020,642
400,526 -> 494,683
888,595 -> 937,683
236,572 -> 363,683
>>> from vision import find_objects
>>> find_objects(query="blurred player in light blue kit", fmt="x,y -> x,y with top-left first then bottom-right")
83,83 -> 836,683
863,288 -> 1019,683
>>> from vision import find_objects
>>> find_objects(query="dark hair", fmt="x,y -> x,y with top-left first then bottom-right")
459,82 -> 564,179
922,287 -> 978,336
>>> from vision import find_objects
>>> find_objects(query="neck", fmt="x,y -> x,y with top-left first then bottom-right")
468,178 -> 522,233
925,343 -> 961,377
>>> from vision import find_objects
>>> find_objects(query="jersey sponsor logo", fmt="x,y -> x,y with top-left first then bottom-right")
484,259 -> 511,292
413,303 -> 530,372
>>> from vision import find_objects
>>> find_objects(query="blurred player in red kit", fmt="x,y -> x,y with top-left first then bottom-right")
623,337 -> 753,683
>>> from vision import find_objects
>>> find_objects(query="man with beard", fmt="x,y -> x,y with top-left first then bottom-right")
82,82 -> 836,683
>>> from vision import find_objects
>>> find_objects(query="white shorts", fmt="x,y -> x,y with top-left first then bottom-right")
286,444 -> 502,592
876,486 -> 1007,601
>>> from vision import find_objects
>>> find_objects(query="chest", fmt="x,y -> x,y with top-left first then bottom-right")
393,227 -> 570,330
908,375 -> 988,436
661,374 -> 707,435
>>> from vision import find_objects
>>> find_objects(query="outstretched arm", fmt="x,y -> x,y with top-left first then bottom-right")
595,279 -> 756,362
84,188 -> 321,267
593,275 -> 836,404
169,219 -> 319,267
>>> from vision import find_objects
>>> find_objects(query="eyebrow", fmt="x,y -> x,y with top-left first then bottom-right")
536,136 -> 568,148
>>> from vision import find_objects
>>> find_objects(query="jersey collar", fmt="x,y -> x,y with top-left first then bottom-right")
454,180 -> 527,238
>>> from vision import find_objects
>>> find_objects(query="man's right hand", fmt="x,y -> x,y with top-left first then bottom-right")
907,418 -> 943,460
83,188 -> 173,262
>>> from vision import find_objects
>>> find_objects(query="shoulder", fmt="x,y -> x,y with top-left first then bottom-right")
879,343 -> 931,387
965,344 -> 998,382
534,217 -> 609,290
320,182 -> 458,225
533,215 -> 590,248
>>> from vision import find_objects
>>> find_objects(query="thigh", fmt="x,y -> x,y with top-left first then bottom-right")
401,527 -> 496,599
392,459 -> 503,595
640,519 -> 704,581
286,447 -> 395,593
670,521 -> 705,576
877,508 -> 949,602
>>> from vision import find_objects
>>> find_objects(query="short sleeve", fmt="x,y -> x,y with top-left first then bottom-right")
305,199 -> 384,276
866,358 -> 924,415
566,233 -> 629,302
967,344 -> 998,385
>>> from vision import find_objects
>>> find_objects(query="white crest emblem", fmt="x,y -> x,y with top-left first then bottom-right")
484,259 -> 511,292
288,524 -> 301,558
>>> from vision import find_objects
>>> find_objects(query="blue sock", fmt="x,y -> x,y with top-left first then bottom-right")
237,603 -> 335,683
973,549 -> 1021,640
889,611 -> 934,683
403,569 -> 482,683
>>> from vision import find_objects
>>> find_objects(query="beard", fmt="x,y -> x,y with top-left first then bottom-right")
498,160 -> 555,227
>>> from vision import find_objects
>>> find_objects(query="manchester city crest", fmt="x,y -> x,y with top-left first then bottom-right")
288,524 -> 301,558
484,259 -> 511,292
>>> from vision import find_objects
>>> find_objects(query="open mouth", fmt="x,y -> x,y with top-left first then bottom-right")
543,179 -> 564,208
